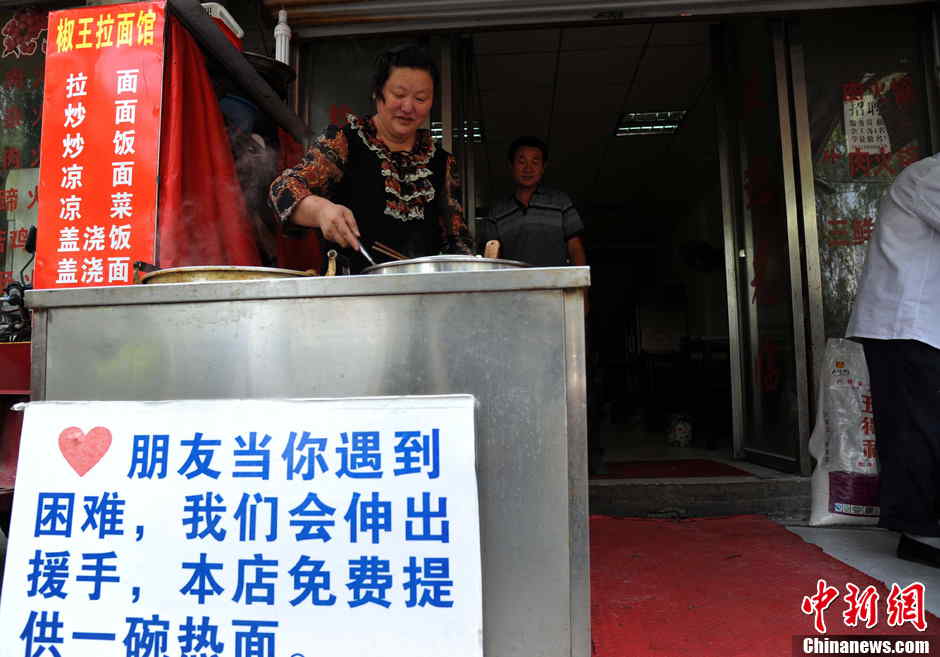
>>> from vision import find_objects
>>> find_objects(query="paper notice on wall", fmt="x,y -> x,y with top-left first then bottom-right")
843,82 -> 891,155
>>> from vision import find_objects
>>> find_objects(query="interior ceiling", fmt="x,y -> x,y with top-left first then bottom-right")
473,21 -> 717,218
266,0 -> 923,38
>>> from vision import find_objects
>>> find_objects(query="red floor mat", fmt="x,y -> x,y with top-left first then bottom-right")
591,515 -> 939,656
590,459 -> 752,479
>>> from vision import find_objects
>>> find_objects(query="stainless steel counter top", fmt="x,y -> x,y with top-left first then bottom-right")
26,266 -> 589,308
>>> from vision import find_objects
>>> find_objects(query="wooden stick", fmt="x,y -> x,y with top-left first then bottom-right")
372,241 -> 407,261
373,245 -> 404,261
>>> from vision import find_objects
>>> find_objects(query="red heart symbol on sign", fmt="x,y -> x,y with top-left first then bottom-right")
58,426 -> 112,476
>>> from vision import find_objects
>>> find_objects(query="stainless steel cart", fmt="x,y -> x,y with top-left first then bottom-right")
28,266 -> 590,657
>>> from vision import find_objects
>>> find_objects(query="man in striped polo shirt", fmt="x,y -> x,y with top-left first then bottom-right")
481,136 -> 602,472
479,136 -> 587,268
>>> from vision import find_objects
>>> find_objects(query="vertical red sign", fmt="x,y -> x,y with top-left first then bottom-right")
33,1 -> 165,289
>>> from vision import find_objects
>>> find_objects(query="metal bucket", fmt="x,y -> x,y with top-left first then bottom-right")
362,255 -> 528,275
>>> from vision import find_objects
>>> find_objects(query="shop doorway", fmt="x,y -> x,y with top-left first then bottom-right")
466,23 -> 735,473
295,6 -> 937,479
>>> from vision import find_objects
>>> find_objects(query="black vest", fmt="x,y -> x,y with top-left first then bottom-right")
330,125 -> 448,273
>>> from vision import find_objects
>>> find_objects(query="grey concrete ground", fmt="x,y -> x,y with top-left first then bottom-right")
789,525 -> 940,616
0,528 -> 6,591
593,421 -> 813,521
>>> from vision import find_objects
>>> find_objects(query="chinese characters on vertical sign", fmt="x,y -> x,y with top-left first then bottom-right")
828,360 -> 878,472
32,2 -> 165,289
0,396 -> 484,657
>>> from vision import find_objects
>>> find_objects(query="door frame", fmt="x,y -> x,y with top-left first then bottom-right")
769,19 -> 812,475
711,24 -> 747,459
716,19 -> 813,474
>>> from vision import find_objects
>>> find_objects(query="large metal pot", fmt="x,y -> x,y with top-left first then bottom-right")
140,266 -> 314,284
362,254 -> 528,275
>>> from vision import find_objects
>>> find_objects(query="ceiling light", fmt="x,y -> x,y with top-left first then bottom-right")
431,120 -> 485,143
615,111 -> 686,137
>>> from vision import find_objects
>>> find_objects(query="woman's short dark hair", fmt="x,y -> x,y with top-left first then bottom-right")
508,136 -> 549,162
372,44 -> 439,102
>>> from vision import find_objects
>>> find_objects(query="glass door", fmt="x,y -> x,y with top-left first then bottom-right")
787,7 -> 934,378
722,19 -> 811,473
717,7 -> 936,475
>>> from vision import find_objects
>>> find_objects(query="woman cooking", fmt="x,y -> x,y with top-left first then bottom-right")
269,44 -> 474,272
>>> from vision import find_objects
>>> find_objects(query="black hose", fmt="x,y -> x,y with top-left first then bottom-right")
18,253 -> 34,283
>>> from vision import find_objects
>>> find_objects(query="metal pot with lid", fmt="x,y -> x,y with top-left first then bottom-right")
136,250 -> 349,283
361,254 -> 528,275
139,265 -> 316,284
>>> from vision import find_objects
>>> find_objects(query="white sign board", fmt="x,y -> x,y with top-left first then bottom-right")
0,396 -> 482,657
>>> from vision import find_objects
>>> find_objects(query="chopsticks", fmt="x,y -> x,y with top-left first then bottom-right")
372,241 -> 407,261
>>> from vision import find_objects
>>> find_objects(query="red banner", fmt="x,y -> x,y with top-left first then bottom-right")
33,1 -> 165,289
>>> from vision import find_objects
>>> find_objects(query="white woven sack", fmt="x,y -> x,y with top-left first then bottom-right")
808,338 -> 880,526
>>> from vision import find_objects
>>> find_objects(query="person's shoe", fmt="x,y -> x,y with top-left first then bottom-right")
897,534 -> 940,569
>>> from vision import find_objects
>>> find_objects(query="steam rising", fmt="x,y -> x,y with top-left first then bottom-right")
231,130 -> 281,264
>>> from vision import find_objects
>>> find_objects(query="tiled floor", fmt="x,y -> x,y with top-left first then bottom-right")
595,419 -> 784,479
789,525 -> 940,616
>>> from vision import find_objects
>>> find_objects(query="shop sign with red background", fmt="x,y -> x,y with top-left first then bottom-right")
33,1 -> 165,289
